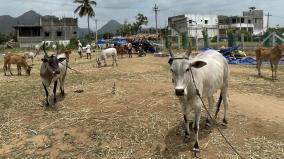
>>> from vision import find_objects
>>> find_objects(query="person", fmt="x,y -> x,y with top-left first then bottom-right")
86,43 -> 92,59
77,40 -> 83,58
127,42 -> 133,58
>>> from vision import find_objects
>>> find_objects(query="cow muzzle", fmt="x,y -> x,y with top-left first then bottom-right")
175,89 -> 185,96
53,70 -> 60,75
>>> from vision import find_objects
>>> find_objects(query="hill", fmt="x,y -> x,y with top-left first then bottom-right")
98,20 -> 121,35
0,10 -> 41,35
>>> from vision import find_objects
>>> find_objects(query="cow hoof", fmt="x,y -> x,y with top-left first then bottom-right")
221,119 -> 228,128
192,148 -> 200,158
43,101 -> 49,107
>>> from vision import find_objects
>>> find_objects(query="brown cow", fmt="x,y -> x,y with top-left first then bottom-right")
3,53 -> 32,76
256,45 -> 284,80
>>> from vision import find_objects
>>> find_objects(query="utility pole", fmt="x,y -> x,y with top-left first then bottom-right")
265,12 -> 272,29
153,4 -> 160,36
95,19 -> 98,42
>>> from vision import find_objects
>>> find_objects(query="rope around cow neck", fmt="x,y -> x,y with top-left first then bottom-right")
189,68 -> 244,159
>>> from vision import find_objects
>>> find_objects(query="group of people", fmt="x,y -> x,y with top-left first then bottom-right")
77,40 -> 135,59
77,40 -> 92,59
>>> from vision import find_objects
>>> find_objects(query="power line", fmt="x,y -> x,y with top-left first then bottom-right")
153,4 -> 160,36
265,12 -> 272,29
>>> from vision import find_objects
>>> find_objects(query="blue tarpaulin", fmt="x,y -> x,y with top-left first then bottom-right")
111,39 -> 128,45
201,48 -> 284,65
226,56 -> 284,65
96,39 -> 107,44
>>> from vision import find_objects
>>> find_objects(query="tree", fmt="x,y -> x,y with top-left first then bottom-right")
74,0 -> 96,35
133,13 -> 148,33
118,21 -> 132,36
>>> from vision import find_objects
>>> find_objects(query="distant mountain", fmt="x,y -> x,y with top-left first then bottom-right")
78,28 -> 90,38
0,10 -> 41,35
98,20 -> 121,35
0,15 -> 16,35
16,10 -> 41,25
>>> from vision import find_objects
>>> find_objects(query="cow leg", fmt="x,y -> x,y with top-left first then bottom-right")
8,64 -> 13,76
257,60 -> 262,76
53,80 -> 58,103
60,75 -> 66,96
205,96 -> 214,129
221,88 -> 229,126
192,103 -> 201,157
115,56 -> 118,66
3,65 -> 7,76
270,61 -> 274,79
104,59 -> 107,66
43,83 -> 49,106
180,96 -> 191,140
112,55 -> 114,66
274,64 -> 278,80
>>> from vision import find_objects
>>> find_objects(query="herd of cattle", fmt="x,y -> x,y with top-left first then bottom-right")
1,42 -> 284,157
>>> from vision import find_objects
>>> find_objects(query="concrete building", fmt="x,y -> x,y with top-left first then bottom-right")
168,14 -> 218,38
168,7 -> 267,39
14,16 -> 78,47
218,8 -> 267,37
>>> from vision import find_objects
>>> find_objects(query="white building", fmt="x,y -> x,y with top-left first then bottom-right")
168,14 -> 219,38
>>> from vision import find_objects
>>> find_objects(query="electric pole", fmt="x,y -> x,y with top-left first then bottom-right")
153,4 -> 160,36
265,12 -> 272,29
95,19 -> 98,42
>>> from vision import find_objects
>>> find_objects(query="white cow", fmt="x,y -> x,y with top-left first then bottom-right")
96,48 -> 118,67
168,49 -> 229,157
24,52 -> 37,64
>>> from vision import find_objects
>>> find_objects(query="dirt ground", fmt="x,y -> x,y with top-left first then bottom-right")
0,51 -> 283,159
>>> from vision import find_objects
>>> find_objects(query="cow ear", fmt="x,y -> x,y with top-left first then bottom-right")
190,61 -> 207,68
41,58 -> 48,62
58,57 -> 66,62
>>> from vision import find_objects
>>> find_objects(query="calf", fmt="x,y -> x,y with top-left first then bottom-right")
256,45 -> 284,80
168,49 -> 229,157
96,48 -> 118,67
40,42 -> 68,106
24,52 -> 37,64
3,53 -> 32,76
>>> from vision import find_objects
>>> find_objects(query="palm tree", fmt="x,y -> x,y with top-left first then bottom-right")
74,0 -> 97,35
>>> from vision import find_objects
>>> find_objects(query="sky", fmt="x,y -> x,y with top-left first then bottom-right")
0,0 -> 284,30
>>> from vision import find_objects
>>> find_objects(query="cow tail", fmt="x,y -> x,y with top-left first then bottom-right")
215,91 -> 223,118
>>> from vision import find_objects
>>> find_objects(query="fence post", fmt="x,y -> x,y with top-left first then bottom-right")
272,32 -> 276,47
241,33 -> 244,50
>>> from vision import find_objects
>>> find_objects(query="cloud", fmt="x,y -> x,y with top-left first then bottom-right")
0,0 -> 283,29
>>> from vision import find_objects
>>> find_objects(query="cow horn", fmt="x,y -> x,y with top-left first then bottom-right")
43,41 -> 48,57
169,49 -> 174,58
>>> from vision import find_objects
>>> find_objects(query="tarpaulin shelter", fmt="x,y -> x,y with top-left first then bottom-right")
96,39 -> 107,44
111,39 -> 128,45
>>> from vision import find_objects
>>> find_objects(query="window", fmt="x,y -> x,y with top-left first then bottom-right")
73,31 -> 77,35
45,32 -> 50,37
204,20 -> 208,24
57,31 -> 62,37
248,20 -> 251,24
241,18 -> 244,23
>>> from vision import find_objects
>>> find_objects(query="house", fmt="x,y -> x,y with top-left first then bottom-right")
168,14 -> 218,38
219,7 -> 266,37
168,7 -> 267,39
13,15 -> 78,47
